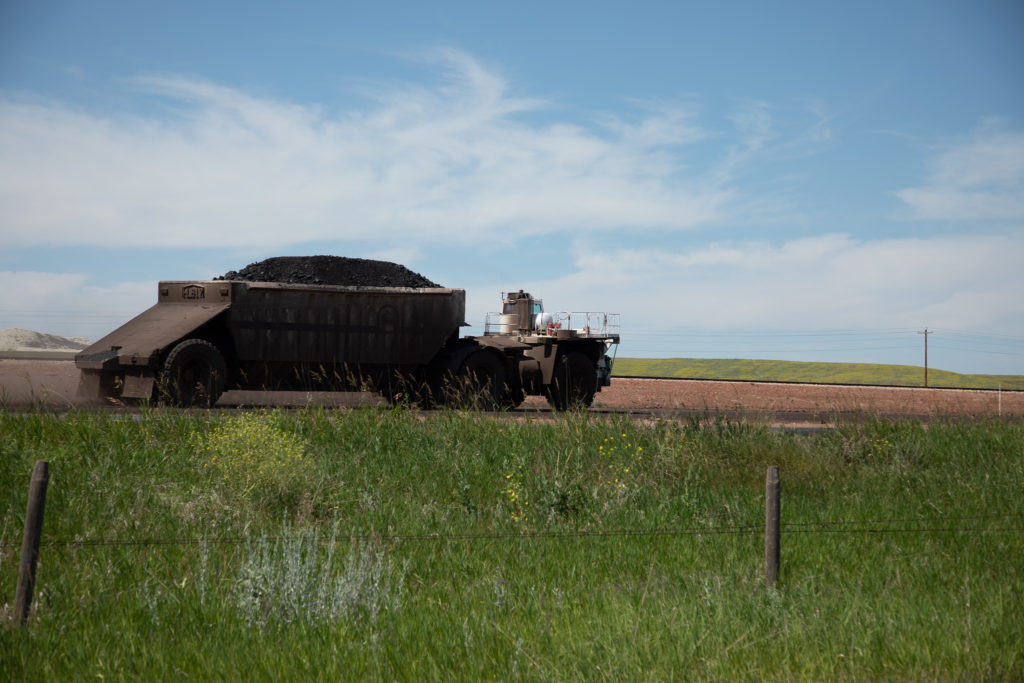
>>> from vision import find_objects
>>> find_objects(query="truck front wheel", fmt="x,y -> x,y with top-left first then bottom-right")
546,351 -> 597,410
161,338 -> 227,407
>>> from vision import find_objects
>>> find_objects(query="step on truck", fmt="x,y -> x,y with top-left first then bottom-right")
75,281 -> 620,409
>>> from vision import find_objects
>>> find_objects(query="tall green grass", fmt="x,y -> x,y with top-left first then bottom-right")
2,407 -> 1022,679
614,357 -> 1024,389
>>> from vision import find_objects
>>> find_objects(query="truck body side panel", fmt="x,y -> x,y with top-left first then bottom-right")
227,283 -> 465,366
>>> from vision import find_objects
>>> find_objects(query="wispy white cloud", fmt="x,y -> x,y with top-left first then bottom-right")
0,51 -> 736,250
492,230 -> 1024,338
729,99 -> 777,153
896,123 -> 1024,221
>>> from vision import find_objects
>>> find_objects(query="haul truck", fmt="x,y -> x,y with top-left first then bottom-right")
75,281 -> 619,409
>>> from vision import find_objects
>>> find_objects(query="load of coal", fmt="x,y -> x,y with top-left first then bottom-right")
216,255 -> 441,288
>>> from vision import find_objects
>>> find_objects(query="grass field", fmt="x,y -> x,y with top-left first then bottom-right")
613,357 -> 1024,390
2,407 -> 1022,679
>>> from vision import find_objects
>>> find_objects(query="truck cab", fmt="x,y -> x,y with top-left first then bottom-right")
481,290 -> 620,408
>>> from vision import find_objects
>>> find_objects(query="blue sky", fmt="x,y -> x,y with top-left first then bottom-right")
2,1 -> 1023,373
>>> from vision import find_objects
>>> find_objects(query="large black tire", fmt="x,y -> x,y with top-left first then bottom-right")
161,339 -> 227,407
449,349 -> 508,410
546,351 -> 597,411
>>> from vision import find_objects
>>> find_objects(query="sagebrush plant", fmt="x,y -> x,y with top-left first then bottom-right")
194,410 -> 309,498
237,523 -> 406,633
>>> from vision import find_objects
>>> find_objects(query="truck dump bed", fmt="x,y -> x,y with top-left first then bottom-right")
76,280 -> 467,400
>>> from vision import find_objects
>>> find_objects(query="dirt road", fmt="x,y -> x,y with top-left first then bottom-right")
2,359 -> 1021,421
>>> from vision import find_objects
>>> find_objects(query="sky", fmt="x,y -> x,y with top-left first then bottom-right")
2,0 -> 1023,374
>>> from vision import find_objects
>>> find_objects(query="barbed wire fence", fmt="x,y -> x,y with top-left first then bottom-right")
7,460 -> 1023,624
9,515 -> 1023,551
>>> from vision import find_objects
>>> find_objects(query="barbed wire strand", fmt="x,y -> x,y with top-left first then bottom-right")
2,513 -> 1021,551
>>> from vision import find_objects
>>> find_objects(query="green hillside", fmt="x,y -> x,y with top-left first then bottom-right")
612,357 -> 1024,390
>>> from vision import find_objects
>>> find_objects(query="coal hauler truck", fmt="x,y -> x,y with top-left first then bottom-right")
75,281 -> 620,409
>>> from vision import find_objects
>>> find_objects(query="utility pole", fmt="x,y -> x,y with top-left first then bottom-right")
918,328 -> 931,387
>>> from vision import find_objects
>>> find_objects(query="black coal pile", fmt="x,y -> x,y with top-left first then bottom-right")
216,255 -> 441,288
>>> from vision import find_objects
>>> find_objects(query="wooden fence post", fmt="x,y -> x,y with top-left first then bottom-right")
15,460 -> 50,625
765,466 -> 780,589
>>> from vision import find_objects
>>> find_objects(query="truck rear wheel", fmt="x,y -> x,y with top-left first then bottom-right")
451,349 -> 508,410
161,338 -> 227,407
546,351 -> 597,411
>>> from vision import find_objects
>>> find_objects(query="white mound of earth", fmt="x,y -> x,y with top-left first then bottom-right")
0,328 -> 92,352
